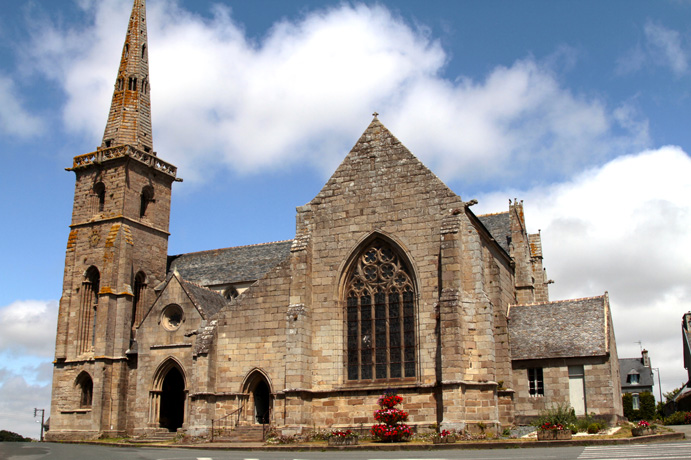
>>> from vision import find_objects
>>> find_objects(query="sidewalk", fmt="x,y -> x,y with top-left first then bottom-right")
58,431 -> 685,451
669,425 -> 691,438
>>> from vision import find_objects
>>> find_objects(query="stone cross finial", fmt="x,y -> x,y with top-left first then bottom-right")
372,111 -> 379,118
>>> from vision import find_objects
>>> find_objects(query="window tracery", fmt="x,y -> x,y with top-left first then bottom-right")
77,267 -> 99,354
345,238 -> 416,381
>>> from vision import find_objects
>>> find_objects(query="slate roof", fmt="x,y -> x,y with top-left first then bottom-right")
508,295 -> 608,360
619,357 -> 654,389
477,212 -> 511,254
179,278 -> 228,319
168,240 -> 293,287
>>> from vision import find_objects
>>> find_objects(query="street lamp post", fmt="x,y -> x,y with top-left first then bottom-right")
33,408 -> 45,442
652,368 -> 663,405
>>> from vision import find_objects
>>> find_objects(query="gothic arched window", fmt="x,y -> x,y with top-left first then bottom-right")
77,267 -> 100,354
345,238 -> 416,381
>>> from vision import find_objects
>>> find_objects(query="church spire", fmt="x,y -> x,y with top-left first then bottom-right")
101,0 -> 153,153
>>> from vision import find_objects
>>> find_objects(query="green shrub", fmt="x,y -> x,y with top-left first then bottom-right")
573,413 -> 608,433
623,392 -> 656,421
587,423 -> 600,434
664,411 -> 691,425
533,403 -> 577,428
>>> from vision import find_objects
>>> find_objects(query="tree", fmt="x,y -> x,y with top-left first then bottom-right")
0,430 -> 31,442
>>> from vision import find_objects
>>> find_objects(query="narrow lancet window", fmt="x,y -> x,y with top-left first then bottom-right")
131,272 -> 146,343
140,185 -> 154,218
77,267 -> 100,354
93,182 -> 105,213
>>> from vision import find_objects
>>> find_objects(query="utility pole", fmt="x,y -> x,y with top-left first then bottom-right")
33,408 -> 45,441
652,368 -> 663,405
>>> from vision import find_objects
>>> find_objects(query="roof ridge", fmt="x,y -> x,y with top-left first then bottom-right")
171,239 -> 292,258
478,211 -> 509,217
511,294 -> 605,308
180,277 -> 225,296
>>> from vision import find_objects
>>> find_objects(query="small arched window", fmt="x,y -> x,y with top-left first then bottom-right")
76,372 -> 93,408
93,182 -> 105,213
223,286 -> 239,300
140,185 -> 154,218
142,44 -> 147,60
344,238 -> 416,381
128,76 -> 137,91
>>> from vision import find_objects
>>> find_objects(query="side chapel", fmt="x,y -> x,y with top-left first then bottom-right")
47,0 -> 623,440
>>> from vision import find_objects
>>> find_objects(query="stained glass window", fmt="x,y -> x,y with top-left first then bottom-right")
345,239 -> 416,381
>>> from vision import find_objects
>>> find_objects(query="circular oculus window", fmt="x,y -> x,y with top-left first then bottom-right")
161,304 -> 183,331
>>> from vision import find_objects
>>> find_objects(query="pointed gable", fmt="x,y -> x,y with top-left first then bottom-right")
148,273 -> 228,324
179,278 -> 228,319
308,116 -> 458,208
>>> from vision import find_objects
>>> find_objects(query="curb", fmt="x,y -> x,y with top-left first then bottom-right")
52,431 -> 685,451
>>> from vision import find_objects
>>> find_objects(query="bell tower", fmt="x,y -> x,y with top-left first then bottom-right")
48,0 -> 179,439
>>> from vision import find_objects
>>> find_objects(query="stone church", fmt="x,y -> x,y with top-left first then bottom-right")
47,0 -> 623,440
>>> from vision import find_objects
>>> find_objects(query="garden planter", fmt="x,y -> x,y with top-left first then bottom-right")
432,435 -> 456,444
328,436 -> 358,446
537,430 -> 572,441
631,427 -> 653,437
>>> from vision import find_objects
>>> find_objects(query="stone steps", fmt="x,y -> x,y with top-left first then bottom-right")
214,425 -> 265,442
128,430 -> 177,443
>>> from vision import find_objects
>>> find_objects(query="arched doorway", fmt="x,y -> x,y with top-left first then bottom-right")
242,370 -> 272,425
253,380 -> 271,424
151,359 -> 187,432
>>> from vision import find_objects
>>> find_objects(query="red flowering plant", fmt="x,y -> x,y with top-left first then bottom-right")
637,420 -> 650,428
439,429 -> 452,438
378,393 -> 403,408
540,422 -> 565,431
371,391 -> 412,442
328,429 -> 357,439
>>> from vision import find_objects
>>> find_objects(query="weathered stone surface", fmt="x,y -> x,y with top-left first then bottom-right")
48,0 -> 623,441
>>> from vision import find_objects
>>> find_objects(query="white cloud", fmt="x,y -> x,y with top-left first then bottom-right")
24,0 -> 647,187
644,21 -> 688,76
0,75 -> 44,138
0,300 -> 59,358
617,21 -> 689,77
0,371 -> 51,439
476,146 -> 691,398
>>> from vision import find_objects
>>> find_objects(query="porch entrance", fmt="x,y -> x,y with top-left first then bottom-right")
242,370 -> 272,425
159,366 -> 185,431
253,380 -> 271,424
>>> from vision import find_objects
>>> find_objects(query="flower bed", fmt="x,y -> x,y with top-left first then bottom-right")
537,422 -> 572,441
432,430 -> 456,444
631,420 -> 654,437
326,430 -> 358,446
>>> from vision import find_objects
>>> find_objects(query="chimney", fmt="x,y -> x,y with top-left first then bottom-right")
641,349 -> 651,368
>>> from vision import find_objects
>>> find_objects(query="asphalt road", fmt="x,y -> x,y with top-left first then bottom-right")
2,442 -> 691,460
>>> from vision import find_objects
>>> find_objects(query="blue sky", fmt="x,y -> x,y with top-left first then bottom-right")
1,0 -> 690,437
